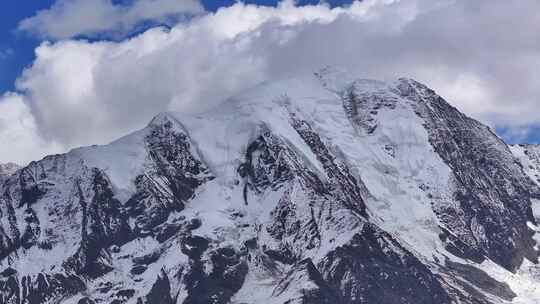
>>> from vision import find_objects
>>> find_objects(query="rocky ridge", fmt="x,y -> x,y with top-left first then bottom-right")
1,70 -> 540,303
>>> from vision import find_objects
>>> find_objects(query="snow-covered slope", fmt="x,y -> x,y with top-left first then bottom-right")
2,70 -> 540,304
0,163 -> 20,185
0,163 -> 20,176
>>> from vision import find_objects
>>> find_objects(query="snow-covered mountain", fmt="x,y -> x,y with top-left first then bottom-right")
0,163 -> 20,185
2,70 -> 540,304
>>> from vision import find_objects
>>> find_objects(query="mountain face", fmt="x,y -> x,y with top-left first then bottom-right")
0,163 -> 20,186
2,70 -> 540,304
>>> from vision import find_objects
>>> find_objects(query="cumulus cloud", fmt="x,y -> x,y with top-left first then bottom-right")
0,93 -> 62,165
18,0 -> 204,39
15,0 -> 387,150
3,0 -> 540,164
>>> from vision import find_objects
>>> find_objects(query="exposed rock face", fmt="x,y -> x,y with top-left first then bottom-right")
394,79 -> 539,271
0,272 -> 85,304
318,224 -> 451,304
272,258 -> 339,304
1,71 -> 540,303
126,115 -> 213,234
511,144 -> 540,189
0,163 -> 20,187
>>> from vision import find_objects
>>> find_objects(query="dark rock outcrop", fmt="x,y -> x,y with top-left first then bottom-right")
395,79 -> 539,271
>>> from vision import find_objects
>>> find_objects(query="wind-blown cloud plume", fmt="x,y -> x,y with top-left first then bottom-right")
2,0 -> 540,165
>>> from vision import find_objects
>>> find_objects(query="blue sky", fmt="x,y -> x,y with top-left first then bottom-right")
0,1 -> 55,92
1,0 -> 540,164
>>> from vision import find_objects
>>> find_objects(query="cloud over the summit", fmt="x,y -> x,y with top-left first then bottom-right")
3,0 -> 540,164
0,93 -> 62,164
15,0 -> 387,151
18,0 -> 204,39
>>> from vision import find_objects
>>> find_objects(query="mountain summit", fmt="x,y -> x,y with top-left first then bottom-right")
1,71 -> 540,303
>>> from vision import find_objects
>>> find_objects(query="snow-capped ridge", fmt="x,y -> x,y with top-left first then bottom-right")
0,162 -> 20,174
2,72 -> 540,304
148,111 -> 183,129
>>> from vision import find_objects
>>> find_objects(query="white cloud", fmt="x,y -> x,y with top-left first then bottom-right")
0,93 -> 62,165
16,0 -> 395,151
4,0 -> 540,164
18,0 -> 204,39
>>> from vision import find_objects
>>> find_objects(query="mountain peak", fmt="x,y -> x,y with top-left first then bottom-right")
148,111 -> 182,128
2,73 -> 540,303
